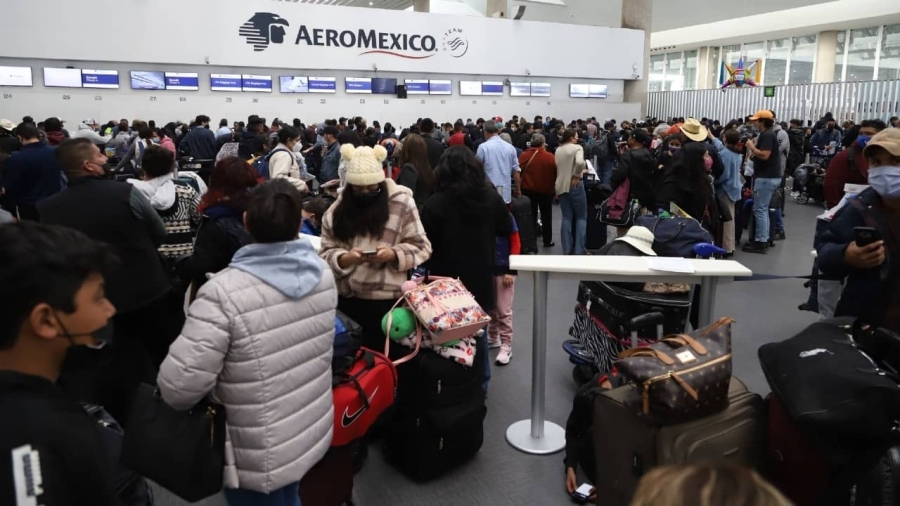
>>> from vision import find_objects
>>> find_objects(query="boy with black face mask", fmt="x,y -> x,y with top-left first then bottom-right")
0,221 -> 119,506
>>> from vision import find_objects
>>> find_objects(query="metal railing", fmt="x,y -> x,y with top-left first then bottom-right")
648,80 -> 900,124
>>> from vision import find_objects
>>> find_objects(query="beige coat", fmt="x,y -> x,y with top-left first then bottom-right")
554,142 -> 586,196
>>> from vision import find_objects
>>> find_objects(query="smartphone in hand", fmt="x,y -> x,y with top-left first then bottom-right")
362,250 -> 378,257
854,226 -> 882,248
572,483 -> 593,503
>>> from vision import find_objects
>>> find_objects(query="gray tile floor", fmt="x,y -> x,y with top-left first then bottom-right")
154,198 -> 825,506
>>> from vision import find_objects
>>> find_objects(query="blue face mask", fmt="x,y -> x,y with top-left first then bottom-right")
868,166 -> 900,199
856,135 -> 871,148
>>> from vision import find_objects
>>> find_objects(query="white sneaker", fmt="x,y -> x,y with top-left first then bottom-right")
790,191 -> 800,198
495,345 -> 512,366
488,338 -> 501,349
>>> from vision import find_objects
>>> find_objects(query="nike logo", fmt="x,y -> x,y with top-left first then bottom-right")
341,387 -> 379,427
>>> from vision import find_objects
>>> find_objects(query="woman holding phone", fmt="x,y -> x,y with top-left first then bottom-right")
320,144 -> 432,349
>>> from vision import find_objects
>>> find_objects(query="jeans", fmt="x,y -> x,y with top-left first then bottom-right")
774,207 -> 785,232
752,177 -> 781,243
523,190 -> 554,245
477,330 -> 491,395
598,159 -> 614,186
224,482 -> 300,506
559,183 -> 588,255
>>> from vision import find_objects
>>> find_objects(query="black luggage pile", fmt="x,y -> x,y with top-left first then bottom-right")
758,318 -> 900,505
584,175 -> 610,251
383,341 -> 487,481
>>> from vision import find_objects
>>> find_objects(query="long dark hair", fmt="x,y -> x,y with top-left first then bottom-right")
397,133 -> 434,193
199,156 -> 258,213
433,146 -> 489,196
677,143 -> 713,197
330,181 -> 390,243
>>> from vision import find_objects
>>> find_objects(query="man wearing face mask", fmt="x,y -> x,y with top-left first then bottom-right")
818,129 -> 900,331
823,119 -> 887,209
811,118 -> 843,155
0,222 -> 120,506
743,110 -> 783,253
38,138 -> 172,422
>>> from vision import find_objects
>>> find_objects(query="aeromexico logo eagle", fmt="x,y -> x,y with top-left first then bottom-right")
239,13 -> 290,52
238,12 -> 469,59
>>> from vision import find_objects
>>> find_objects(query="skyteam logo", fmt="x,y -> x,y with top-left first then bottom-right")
239,13 -> 290,52
442,28 -> 468,58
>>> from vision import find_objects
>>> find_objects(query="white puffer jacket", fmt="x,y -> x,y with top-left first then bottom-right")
158,238 -> 336,493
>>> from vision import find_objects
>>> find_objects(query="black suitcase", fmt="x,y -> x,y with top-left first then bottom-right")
585,178 -> 610,251
394,348 -> 484,409
383,396 -> 486,482
510,195 -> 538,254
299,443 -> 356,506
856,447 -> 900,506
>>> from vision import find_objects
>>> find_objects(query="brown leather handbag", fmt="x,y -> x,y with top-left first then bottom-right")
614,317 -> 734,424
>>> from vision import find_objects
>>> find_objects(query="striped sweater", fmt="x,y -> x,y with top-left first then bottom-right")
320,179 -> 432,300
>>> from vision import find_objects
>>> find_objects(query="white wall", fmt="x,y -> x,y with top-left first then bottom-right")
0,58 -> 639,127
0,0 -> 645,80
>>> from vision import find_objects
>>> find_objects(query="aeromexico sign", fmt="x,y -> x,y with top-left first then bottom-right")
239,12 -> 469,59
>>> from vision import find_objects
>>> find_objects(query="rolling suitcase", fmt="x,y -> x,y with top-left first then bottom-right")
509,195 -> 538,254
765,393 -> 832,506
393,347 -> 483,409
383,396 -> 486,482
383,347 -> 487,481
593,377 -> 764,506
584,176 -> 610,251
299,443 -> 356,506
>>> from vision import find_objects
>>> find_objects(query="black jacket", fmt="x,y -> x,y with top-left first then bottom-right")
654,169 -> 718,233
38,177 -> 170,314
611,148 -> 657,209
0,371 -> 120,506
180,203 -> 252,291
420,186 -> 512,313
178,127 -> 218,159
423,135 -> 445,172
818,189 -> 896,325
396,163 -> 431,208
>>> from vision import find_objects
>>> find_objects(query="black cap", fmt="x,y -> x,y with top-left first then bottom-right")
631,129 -> 651,146
323,125 -> 339,137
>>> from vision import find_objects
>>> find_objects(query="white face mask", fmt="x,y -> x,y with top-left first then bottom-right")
868,166 -> 900,199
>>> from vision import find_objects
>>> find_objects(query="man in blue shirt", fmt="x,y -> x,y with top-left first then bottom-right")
476,121 -> 520,204
0,123 -> 63,220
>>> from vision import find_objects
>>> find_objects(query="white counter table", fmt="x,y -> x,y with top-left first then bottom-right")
505,255 -> 752,455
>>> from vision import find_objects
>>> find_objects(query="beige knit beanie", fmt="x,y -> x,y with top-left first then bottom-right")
342,144 -> 387,186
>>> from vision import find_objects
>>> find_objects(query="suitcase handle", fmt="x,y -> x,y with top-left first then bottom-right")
618,347 -> 675,365
661,334 -> 708,355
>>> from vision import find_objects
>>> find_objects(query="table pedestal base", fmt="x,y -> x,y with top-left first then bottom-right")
505,420 -> 566,455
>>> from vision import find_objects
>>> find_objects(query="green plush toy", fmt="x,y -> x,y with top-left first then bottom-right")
381,308 -> 417,341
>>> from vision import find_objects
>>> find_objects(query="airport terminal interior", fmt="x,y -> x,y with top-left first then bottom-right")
2,0 -> 900,505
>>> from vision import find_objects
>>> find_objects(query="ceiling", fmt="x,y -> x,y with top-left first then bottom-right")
282,0 -> 836,32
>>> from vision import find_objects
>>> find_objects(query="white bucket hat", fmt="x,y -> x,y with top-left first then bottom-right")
616,226 -> 657,256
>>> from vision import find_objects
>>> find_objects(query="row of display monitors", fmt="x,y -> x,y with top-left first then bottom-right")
0,66 -> 608,98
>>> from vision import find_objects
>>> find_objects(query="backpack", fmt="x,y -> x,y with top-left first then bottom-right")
592,132 -> 610,160
252,147 -> 291,181
332,311 -> 363,381
634,215 -> 714,258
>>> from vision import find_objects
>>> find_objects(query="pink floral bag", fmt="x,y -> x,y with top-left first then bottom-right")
404,277 -> 491,343
385,276 -> 491,365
